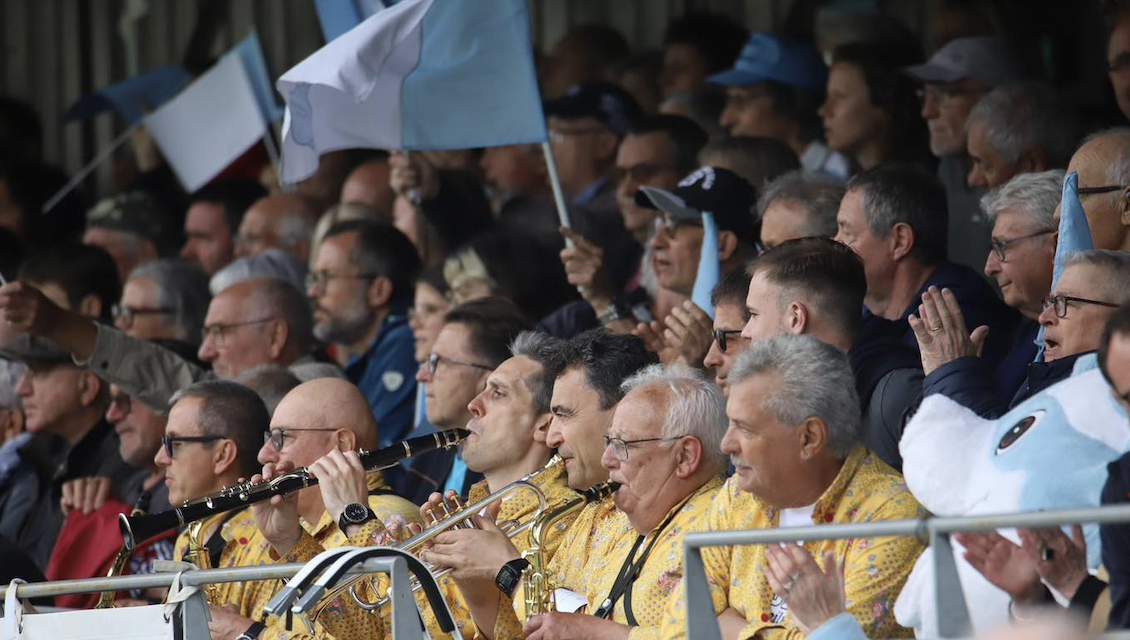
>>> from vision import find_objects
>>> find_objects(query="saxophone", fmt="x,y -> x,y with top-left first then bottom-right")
522,481 -> 619,616
95,491 -> 152,609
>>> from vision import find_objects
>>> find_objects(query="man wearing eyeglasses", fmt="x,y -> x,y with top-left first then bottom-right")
702,269 -> 751,396
112,258 -> 211,346
396,298 -> 532,503
308,219 -> 420,450
1061,129 -> 1130,253
903,36 -> 1017,272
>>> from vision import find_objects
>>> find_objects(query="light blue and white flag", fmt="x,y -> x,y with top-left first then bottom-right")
224,31 -> 284,123
1035,171 -> 1094,359
276,0 -> 547,185
691,212 -> 720,319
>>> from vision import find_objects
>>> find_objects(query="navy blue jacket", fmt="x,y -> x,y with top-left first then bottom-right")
1102,451 -> 1130,629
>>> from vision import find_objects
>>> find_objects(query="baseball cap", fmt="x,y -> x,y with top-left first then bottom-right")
903,36 -> 1017,87
706,33 -> 828,94
86,192 -> 176,254
543,82 -> 643,136
0,334 -> 73,366
634,167 -> 757,244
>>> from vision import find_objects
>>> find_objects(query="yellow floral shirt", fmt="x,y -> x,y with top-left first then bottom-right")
491,476 -> 724,640
200,470 -> 420,640
657,448 -> 926,640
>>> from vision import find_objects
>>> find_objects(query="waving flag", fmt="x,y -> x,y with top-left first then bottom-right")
276,0 -> 547,184
64,65 -> 190,124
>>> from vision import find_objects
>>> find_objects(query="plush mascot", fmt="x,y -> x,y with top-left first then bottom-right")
894,355 -> 1129,636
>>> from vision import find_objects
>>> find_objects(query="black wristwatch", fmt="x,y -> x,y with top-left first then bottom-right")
338,502 -> 377,532
494,558 -> 530,598
234,621 -> 266,640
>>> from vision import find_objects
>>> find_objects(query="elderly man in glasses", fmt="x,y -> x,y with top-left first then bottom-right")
912,250 -> 1130,420
1062,128 -> 1130,253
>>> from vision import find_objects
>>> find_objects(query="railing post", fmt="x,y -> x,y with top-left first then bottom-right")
683,544 -> 722,640
179,586 -> 213,640
386,556 -> 425,640
930,525 -> 972,638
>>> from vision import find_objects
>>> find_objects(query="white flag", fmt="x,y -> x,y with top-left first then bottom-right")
145,54 -> 267,192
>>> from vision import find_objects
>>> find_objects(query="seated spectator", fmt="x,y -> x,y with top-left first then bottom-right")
1106,0 -> 1130,122
964,83 -> 1078,190
0,335 -> 132,570
617,51 -> 664,115
308,201 -> 385,268
659,85 -> 728,140
741,237 -> 922,470
709,33 -> 849,179
18,243 -> 120,323
1101,303 -> 1130,629
388,151 -> 496,268
821,41 -> 931,172
835,164 -> 1021,397
756,170 -> 845,250
340,154 -> 395,219
115,258 -> 210,345
83,192 -> 178,282
308,220 -> 419,448
480,143 -> 557,245
0,163 -> 87,250
697,135 -> 801,191
702,268 -> 751,395
406,265 -> 450,439
903,36 -> 1019,272
657,335 -> 925,640
913,250 -> 1130,419
234,193 -> 322,263
209,247 -> 307,295
180,178 -> 267,276
659,12 -> 747,98
1064,129 -> 1130,252
540,24 -> 630,99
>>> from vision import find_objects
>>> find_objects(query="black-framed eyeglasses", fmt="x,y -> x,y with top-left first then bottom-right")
264,427 -> 339,452
711,329 -> 744,353
1077,185 -> 1128,197
201,317 -> 276,348
112,304 -> 174,326
305,270 -> 379,293
989,230 -> 1055,262
1042,294 -> 1120,318
426,353 -> 493,377
602,434 -> 685,462
161,434 -> 223,458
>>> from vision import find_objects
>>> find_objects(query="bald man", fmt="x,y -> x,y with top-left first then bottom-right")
340,158 -> 396,220
235,194 -> 323,263
205,377 -> 422,640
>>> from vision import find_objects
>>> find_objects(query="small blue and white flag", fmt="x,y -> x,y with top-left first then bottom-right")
64,65 -> 190,124
276,0 -> 547,185
691,212 -> 720,319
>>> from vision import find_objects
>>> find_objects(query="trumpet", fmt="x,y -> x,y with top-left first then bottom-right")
312,455 -> 618,618
120,429 -> 468,550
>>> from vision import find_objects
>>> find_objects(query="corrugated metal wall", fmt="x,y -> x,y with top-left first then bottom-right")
0,0 -> 926,195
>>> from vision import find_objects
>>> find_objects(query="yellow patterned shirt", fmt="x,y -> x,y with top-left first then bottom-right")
657,448 -> 926,640
218,470 -> 420,640
491,476 -> 724,640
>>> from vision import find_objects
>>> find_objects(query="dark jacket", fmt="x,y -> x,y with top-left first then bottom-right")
921,348 -> 1088,420
849,314 -> 924,471
1102,451 -> 1130,630
0,421 -> 133,570
392,440 -> 484,506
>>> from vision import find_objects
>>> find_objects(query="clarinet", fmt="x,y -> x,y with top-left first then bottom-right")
119,429 -> 468,550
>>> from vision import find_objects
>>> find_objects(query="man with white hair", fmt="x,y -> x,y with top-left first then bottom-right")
911,171 -> 1062,417
658,335 -> 925,640
964,84 -> 1078,190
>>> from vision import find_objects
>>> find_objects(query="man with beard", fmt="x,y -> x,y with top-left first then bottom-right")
307,220 -> 421,448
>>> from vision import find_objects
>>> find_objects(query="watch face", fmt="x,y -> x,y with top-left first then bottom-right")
344,503 -> 368,523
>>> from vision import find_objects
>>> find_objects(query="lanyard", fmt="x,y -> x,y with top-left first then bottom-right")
592,495 -> 689,620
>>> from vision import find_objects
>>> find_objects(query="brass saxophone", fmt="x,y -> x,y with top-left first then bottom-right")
95,491 -> 152,609
522,481 -> 619,616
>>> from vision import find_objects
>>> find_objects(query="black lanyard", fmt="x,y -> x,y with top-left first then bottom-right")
592,496 -> 689,621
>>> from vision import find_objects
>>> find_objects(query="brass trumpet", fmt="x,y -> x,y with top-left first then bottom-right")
120,430 -> 468,550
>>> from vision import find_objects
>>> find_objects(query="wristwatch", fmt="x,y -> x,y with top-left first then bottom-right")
235,621 -> 266,640
494,558 -> 530,598
338,502 -> 377,531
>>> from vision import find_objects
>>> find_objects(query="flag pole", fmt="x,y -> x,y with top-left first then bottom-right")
42,120 -> 143,214
541,142 -> 572,236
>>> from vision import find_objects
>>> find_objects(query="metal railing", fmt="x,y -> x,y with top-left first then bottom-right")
683,504 -> 1130,640
0,557 -> 427,640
